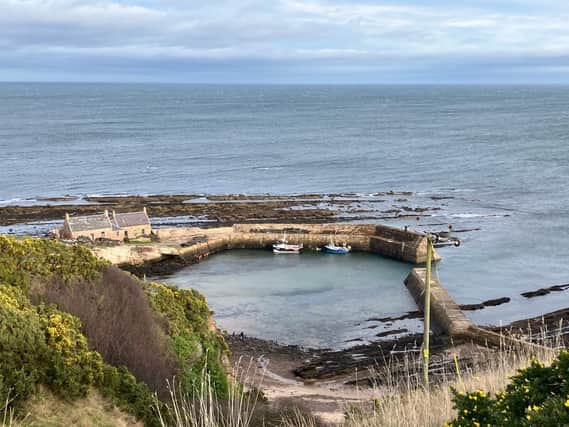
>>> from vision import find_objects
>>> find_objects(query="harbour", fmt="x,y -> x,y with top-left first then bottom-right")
3,0 -> 569,420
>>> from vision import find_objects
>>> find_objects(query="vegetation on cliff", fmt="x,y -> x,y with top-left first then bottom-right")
0,236 -> 229,426
6,236 -> 568,427
447,351 -> 569,426
144,282 -> 229,396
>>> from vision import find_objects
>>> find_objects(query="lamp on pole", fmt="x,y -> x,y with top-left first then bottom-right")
422,234 -> 433,388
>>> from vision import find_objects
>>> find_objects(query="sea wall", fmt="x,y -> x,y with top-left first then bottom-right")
93,223 -> 437,269
405,268 -> 548,351
405,268 -> 472,337
91,243 -> 180,265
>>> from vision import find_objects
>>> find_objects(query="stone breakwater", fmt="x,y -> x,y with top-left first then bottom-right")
405,268 -> 551,352
92,223 -> 439,271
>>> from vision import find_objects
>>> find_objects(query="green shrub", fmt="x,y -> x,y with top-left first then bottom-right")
447,351 -> 569,427
145,282 -> 229,396
0,284 -> 103,402
100,365 -> 161,427
0,237 -> 230,426
37,266 -> 177,395
38,305 -> 105,398
0,236 -> 106,292
0,285 -> 47,407
0,283 -> 158,425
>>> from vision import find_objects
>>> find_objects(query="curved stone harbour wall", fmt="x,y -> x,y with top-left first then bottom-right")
92,223 -> 439,269
92,222 -> 546,352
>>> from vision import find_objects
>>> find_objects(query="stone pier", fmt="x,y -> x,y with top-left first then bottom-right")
405,268 -> 548,350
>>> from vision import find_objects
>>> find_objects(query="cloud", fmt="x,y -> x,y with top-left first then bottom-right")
1,0 -> 569,82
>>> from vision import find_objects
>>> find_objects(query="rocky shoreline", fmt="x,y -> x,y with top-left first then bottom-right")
0,192 -> 446,228
227,305 -> 569,388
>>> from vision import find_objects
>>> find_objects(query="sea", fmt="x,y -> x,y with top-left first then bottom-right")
1,83 -> 569,347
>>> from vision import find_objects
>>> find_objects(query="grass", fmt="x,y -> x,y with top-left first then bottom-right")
11,387 -> 141,427
3,330 -> 561,427
344,331 -> 561,427
2,331 -> 563,427
2,391 -> 13,427
156,357 -> 263,427
0,387 -> 140,427
156,356 -> 325,427
158,329 -> 562,427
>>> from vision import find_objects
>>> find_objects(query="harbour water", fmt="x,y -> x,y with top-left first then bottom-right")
154,250 -> 418,348
1,83 -> 569,344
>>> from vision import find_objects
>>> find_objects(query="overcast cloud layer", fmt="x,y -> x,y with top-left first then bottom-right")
2,0 -> 569,83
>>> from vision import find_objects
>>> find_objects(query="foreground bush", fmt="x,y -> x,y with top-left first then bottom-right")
0,285 -> 47,406
0,283 -> 158,425
36,266 -> 177,396
145,282 -> 230,397
0,236 -> 230,426
0,236 -> 105,292
448,351 -> 569,427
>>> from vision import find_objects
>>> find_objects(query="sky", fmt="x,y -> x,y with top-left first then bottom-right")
2,0 -> 569,83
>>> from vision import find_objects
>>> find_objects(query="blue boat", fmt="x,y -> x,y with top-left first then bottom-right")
323,242 -> 351,254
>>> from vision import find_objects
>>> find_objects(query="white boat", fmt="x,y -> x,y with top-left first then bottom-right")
273,233 -> 303,254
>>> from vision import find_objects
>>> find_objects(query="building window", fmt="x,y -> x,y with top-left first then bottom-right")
142,229 -> 145,235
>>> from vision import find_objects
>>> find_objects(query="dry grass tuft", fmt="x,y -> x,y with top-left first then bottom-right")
156,325 -> 565,427
157,357 -> 264,427
1,391 -> 14,427
343,340 -> 558,427
280,410 -> 321,427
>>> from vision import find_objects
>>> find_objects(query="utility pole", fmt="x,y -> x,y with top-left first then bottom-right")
422,235 -> 433,388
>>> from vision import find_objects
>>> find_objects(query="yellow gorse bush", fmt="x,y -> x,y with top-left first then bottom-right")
449,351 -> 569,426
0,235 -> 107,291
0,237 -> 163,426
0,291 -> 20,310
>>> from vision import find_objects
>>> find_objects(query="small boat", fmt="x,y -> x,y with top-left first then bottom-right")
433,238 -> 461,248
273,233 -> 303,254
323,240 -> 351,254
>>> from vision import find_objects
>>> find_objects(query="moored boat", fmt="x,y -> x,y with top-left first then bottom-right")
273,233 -> 303,254
323,241 -> 351,254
